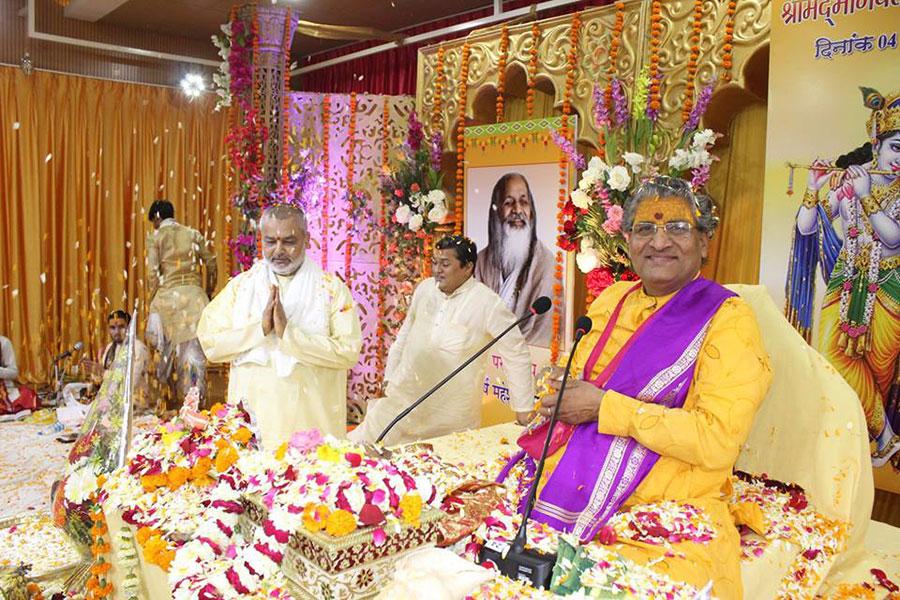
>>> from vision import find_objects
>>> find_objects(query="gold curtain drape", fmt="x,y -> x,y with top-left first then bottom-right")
701,103 -> 768,284
0,67 -> 230,384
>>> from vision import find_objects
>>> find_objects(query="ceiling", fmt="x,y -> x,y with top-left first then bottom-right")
96,0 -> 495,58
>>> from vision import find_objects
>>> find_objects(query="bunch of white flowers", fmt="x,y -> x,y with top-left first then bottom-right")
395,188 -> 448,232
668,129 -> 717,171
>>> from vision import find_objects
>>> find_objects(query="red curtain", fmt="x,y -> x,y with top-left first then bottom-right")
295,0 -> 606,95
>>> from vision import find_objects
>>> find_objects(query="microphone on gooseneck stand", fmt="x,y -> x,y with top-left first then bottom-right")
480,315 -> 594,589
54,341 -> 84,362
374,295 -> 552,445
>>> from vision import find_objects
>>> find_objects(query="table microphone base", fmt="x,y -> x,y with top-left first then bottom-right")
479,540 -> 557,589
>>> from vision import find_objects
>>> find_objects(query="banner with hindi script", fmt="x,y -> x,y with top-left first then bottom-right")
760,0 -> 900,492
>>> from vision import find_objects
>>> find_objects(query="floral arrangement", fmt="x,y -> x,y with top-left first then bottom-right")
557,67 -> 721,296
210,19 -> 251,113
380,111 -> 449,237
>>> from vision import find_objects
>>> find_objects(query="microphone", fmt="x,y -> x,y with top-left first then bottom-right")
480,315 -> 593,589
54,341 -> 83,362
374,295 -> 552,444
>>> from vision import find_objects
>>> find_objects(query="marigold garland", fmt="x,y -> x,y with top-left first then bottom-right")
86,501 -> 112,600
454,42 -> 472,235
377,99 -> 390,379
281,10 -> 292,193
496,24 -> 510,123
344,92 -> 358,284
648,0 -> 663,115
321,94 -> 332,267
526,24 -> 541,117
432,46 -> 446,130
721,0 -> 737,81
682,0 -> 705,124
605,2 -> 626,118
552,12 -> 581,362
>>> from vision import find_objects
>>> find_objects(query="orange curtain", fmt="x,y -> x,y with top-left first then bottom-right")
0,67 -> 230,384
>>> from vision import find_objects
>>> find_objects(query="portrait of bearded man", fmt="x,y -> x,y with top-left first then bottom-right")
474,172 -> 559,346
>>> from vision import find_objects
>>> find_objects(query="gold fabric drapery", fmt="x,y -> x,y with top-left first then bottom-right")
0,67 -> 230,384
702,103 -> 768,284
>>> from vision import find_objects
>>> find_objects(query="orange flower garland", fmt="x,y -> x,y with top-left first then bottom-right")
496,24 -> 510,123
321,94 -> 332,267
526,24 -> 541,117
454,42 -> 471,235
605,2 -> 626,113
552,12 -> 581,363
648,0 -> 663,115
252,8 -> 263,261
223,218 -> 233,274
86,502 -> 112,600
722,0 -> 737,81
682,0 -> 705,124
281,9 -> 293,192
432,46 -> 446,130
223,4 -> 239,275
377,99 -> 390,379
344,92 -> 358,284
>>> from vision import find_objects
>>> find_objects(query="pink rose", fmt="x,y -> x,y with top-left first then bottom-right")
601,205 -> 624,235
372,527 -> 387,547
289,429 -> 323,453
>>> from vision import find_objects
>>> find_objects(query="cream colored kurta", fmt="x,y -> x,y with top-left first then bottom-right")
352,276 -> 534,446
197,260 -> 362,449
147,219 -> 216,346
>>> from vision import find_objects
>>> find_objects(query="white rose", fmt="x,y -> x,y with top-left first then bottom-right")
575,249 -> 601,274
588,156 -> 609,173
691,128 -> 716,150
668,149 -> 692,171
427,204 -> 448,223
606,165 -> 631,192
622,152 -> 645,174
343,486 -> 367,514
578,171 -> 598,191
395,204 -> 411,224
427,189 -> 446,205
64,466 -> 98,505
410,192 -> 423,208
408,214 -> 424,231
580,236 -> 595,252
571,189 -> 592,210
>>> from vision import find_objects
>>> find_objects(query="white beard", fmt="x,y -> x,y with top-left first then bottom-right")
266,255 -> 304,276
500,223 -> 532,278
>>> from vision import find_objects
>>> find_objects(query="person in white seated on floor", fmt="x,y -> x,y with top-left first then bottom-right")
58,310 -> 150,429
350,235 -> 536,446
0,334 -> 38,415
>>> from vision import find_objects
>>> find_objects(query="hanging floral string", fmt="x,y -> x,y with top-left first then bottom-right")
682,0 -> 705,124
321,95 -> 332,268
496,24 -> 510,123
552,11 -> 581,363
454,42 -> 471,235
377,99 -> 390,379
648,0 -> 663,121
722,0 -> 737,81
526,24 -> 541,118
605,2 -> 626,115
252,7 -> 264,260
344,92 -> 358,283
280,9 -> 293,192
86,493 -> 112,600
432,46 -> 446,130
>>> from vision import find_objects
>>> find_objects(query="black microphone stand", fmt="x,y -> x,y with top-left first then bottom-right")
480,319 -> 592,589
375,309 -> 539,444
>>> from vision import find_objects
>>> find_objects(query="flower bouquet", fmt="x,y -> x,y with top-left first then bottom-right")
380,111 -> 449,241
557,69 -> 720,296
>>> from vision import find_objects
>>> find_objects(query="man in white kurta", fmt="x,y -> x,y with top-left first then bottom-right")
351,235 -> 535,446
197,205 -> 362,449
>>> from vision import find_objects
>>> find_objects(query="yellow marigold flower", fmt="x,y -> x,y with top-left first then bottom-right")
316,444 -> 341,463
166,467 -> 190,491
275,442 -> 288,461
232,427 -> 253,445
399,493 -> 423,527
190,457 -> 213,481
325,509 -> 358,537
215,444 -> 239,473
209,402 -> 225,415
302,504 -> 330,533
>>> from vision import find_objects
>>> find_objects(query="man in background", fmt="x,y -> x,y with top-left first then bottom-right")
474,173 -> 557,346
0,334 -> 38,415
146,199 -> 217,406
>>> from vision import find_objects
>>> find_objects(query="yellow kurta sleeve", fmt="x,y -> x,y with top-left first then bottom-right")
147,232 -> 160,300
597,298 -> 772,471
279,276 -> 362,370
196,276 -> 266,363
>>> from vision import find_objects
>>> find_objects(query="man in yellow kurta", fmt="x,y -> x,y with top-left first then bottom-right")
197,205 -> 362,449
519,177 -> 772,599
146,200 -> 217,403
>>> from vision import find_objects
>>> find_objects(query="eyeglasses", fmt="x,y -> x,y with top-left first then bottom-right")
631,221 -> 695,239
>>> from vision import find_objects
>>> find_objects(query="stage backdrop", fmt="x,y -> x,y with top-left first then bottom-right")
760,1 -> 899,492
284,92 -> 418,409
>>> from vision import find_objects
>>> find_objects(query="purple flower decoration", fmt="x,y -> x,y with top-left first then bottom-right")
550,130 -> 586,171
406,110 -> 425,153
610,78 -> 628,128
593,84 -> 610,129
683,79 -> 716,133
429,131 -> 443,172
691,162 -> 711,190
